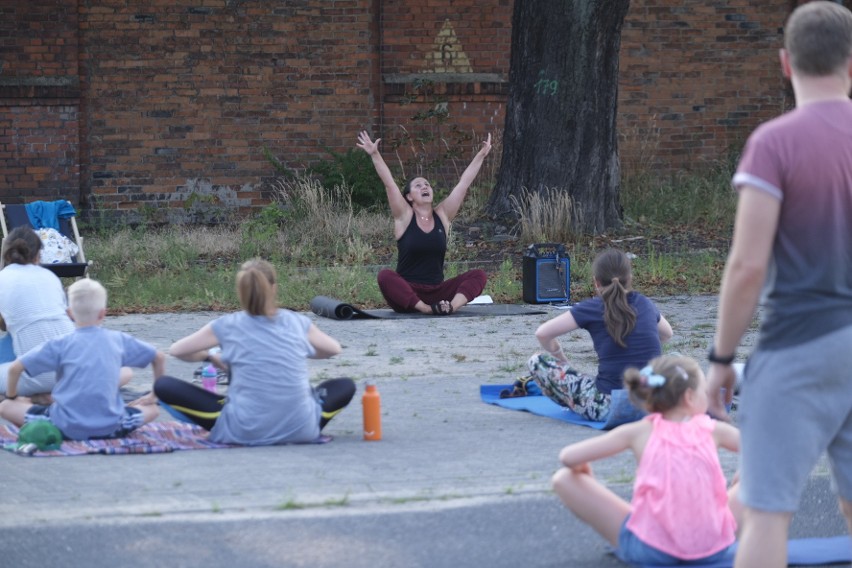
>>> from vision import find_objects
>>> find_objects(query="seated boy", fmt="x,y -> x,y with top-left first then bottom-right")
0,278 -> 164,440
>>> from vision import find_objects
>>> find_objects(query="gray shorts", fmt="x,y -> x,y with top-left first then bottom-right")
739,324 -> 852,512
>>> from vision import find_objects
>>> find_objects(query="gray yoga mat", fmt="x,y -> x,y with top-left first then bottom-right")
309,295 -> 548,320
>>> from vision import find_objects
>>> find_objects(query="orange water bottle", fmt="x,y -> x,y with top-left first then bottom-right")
362,382 -> 382,441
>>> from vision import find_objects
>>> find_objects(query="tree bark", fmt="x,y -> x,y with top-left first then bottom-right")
487,0 -> 630,234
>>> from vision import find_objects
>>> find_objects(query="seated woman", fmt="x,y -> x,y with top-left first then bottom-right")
0,227 -> 79,399
145,259 -> 355,445
356,130 -> 491,315
528,248 -> 673,422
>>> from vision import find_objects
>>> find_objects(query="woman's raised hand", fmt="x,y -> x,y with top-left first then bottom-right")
478,133 -> 492,157
357,130 -> 381,156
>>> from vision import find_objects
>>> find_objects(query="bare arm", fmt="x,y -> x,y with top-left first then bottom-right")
356,131 -> 410,221
559,421 -> 645,471
657,315 -> 673,343
307,324 -> 341,359
707,187 -> 779,418
5,360 -> 24,398
150,350 -> 166,379
713,420 -> 740,453
131,350 -> 168,406
435,133 -> 492,222
168,323 -> 219,362
535,310 -> 579,362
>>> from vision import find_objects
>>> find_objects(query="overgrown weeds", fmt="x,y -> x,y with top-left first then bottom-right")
620,159 -> 738,229
511,188 -> 577,244
84,152 -> 737,312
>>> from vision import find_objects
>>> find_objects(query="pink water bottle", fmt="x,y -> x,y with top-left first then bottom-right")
201,364 -> 218,393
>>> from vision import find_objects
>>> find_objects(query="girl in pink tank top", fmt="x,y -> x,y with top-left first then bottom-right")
551,355 -> 742,565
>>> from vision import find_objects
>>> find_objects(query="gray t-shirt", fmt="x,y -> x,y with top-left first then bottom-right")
208,309 -> 321,445
21,326 -> 157,439
733,99 -> 852,349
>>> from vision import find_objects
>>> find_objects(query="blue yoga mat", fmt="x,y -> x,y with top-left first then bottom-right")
628,535 -> 851,567
480,384 -> 645,430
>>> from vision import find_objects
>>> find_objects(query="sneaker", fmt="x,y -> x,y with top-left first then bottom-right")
499,375 -> 541,399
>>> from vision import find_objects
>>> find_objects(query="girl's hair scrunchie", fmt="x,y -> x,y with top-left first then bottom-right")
639,365 -> 667,388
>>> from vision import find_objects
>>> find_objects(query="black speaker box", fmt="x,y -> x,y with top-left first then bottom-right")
522,244 -> 570,304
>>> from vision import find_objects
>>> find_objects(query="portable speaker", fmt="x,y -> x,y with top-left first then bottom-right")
522,244 -> 570,304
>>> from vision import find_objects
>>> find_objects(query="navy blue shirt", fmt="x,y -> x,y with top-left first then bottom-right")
570,292 -> 662,394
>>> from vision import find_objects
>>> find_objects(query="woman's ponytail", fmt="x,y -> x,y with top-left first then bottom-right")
594,250 -> 636,347
236,258 -> 278,316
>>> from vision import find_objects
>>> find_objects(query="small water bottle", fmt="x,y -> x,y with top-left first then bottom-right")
362,382 -> 382,441
201,364 -> 218,393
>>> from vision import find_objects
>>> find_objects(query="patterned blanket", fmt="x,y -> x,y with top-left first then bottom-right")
0,421 -> 233,456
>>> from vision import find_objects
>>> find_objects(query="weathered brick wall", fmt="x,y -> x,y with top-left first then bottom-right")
377,0 -> 511,190
0,1 -> 806,217
618,1 -> 789,175
0,0 -> 80,204
76,0 -> 376,219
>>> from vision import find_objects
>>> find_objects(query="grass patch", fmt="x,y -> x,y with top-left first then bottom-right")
80,165 -> 736,313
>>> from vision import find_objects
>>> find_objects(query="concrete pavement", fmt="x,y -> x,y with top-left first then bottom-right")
0,296 -> 846,567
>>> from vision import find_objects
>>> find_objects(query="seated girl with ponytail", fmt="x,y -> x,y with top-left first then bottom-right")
139,258 -> 355,445
527,248 -> 673,422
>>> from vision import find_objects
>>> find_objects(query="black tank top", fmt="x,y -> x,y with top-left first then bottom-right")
395,214 -> 447,284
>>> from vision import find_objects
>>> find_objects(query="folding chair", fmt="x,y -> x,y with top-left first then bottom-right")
0,200 -> 91,278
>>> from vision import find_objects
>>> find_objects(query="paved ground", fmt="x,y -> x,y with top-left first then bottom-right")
0,295 -> 847,567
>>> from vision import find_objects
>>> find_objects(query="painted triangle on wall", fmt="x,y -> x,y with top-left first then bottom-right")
423,19 -> 473,73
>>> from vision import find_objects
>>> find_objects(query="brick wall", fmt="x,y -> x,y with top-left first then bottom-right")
76,0 -> 376,219
618,1 -> 789,175
0,0 -> 80,204
377,0 -> 511,190
0,1 -> 805,217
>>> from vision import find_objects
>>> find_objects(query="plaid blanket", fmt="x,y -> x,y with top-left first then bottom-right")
0,421 -> 233,456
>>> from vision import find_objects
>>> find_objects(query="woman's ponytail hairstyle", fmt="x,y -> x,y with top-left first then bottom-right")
2,226 -> 42,266
236,258 -> 277,316
624,355 -> 701,414
593,248 -> 636,348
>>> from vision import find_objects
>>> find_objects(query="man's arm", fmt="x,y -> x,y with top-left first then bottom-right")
707,186 -> 780,417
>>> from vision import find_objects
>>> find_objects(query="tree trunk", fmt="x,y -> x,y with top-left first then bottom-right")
487,0 -> 630,235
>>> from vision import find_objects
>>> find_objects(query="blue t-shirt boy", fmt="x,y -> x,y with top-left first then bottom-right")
20,326 -> 156,440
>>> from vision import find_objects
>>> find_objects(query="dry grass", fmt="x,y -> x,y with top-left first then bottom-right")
511,188 -> 578,244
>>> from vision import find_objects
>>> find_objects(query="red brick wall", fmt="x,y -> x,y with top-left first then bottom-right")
618,1 -> 789,175
0,1 -> 805,217
77,0 -> 376,216
377,1 -> 511,189
0,0 -> 80,204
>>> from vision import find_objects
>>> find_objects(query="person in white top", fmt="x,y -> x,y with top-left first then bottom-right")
0,226 -> 132,400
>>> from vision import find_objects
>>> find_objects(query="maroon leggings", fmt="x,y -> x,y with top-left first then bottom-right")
377,268 -> 487,313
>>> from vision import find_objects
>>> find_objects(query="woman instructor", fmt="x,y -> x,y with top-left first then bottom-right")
357,131 -> 491,315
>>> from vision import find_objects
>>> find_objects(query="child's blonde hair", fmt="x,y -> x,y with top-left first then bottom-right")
623,355 -> 701,414
236,258 -> 277,316
67,278 -> 108,325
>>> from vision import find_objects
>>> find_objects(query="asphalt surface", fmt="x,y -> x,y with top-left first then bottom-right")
0,295 -> 848,567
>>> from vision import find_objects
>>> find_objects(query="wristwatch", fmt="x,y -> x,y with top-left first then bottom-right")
707,346 -> 735,365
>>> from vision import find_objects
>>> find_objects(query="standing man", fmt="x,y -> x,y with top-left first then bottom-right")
706,2 -> 852,567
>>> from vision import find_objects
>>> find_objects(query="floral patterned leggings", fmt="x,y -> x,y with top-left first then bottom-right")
527,353 -> 612,421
